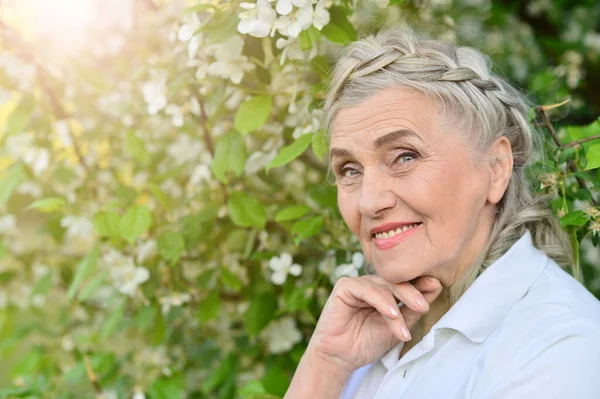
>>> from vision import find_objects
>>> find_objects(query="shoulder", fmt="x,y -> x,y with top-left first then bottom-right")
476,259 -> 600,398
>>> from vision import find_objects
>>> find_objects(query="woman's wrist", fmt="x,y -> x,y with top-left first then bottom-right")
284,348 -> 354,399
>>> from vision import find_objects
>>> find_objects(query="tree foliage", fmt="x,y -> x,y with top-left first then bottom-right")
0,0 -> 599,398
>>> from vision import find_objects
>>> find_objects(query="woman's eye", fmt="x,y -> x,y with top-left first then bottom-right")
394,152 -> 417,164
341,168 -> 359,177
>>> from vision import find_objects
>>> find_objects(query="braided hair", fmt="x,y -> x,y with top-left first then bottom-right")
324,27 -> 573,305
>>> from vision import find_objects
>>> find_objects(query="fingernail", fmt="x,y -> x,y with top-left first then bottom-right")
428,277 -> 440,285
416,296 -> 427,308
389,306 -> 399,317
402,327 -> 411,341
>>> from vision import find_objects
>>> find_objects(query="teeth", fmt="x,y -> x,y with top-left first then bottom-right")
374,224 -> 419,239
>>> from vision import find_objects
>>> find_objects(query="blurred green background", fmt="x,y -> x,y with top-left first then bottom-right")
0,0 -> 598,398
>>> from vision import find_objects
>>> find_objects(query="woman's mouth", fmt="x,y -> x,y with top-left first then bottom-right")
372,223 -> 422,249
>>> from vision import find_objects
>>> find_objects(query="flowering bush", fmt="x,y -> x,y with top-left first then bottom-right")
0,0 -> 599,398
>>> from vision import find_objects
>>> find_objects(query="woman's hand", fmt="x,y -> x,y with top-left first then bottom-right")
306,274 -> 443,373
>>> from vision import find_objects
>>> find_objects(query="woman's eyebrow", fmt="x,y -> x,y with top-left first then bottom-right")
329,129 -> 421,160
373,129 -> 421,148
329,147 -> 353,161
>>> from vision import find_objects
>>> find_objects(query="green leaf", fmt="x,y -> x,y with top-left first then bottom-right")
79,271 -> 109,301
158,230 -> 185,264
32,272 -> 54,296
292,216 -> 324,244
297,27 -> 321,51
150,377 -> 184,399
100,303 -> 124,341
120,205 -> 152,243
153,304 -> 166,345
311,129 -> 328,162
321,7 -> 357,45
311,55 -> 330,80
67,246 -> 100,301
220,267 -> 242,291
94,211 -> 121,240
245,292 -> 277,336
585,143 -> 600,170
262,364 -> 291,397
147,183 -> 172,210
198,291 -> 221,323
0,163 -> 24,205
234,96 -> 272,135
27,197 -> 66,212
4,95 -> 35,135
239,381 -> 267,398
558,146 -> 576,164
266,133 -> 314,172
200,11 -> 239,44
275,205 -> 311,222
560,210 -> 588,227
126,132 -> 151,165
211,130 -> 247,183
227,191 -> 267,228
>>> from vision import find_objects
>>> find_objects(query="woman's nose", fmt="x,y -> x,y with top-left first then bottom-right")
358,166 -> 397,218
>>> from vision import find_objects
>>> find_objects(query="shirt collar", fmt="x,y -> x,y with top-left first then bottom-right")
379,231 -> 549,370
433,230 -> 548,343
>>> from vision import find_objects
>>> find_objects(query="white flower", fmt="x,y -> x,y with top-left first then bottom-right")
136,239 -> 157,264
238,0 -> 277,38
118,266 -> 150,297
276,0 -> 310,16
54,120 -> 73,147
334,252 -> 365,280
0,214 -> 17,235
60,216 -> 97,253
188,163 -> 212,186
268,252 -> 302,285
312,1 -> 330,30
16,181 -> 43,198
23,148 -> 50,176
104,250 -> 150,297
159,292 -> 192,314
142,79 -> 167,115
166,134 -> 206,165
132,387 -> 146,399
276,37 -> 305,64
245,150 -> 277,174
274,3 -> 313,38
165,104 -> 184,127
61,336 -> 75,352
260,316 -> 303,354
207,35 -> 255,84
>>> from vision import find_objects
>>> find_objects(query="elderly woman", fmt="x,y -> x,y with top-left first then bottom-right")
284,28 -> 600,398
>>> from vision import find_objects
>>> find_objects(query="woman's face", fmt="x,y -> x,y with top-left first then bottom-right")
330,87 -> 509,286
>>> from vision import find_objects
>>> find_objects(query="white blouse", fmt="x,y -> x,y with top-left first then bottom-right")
340,231 -> 600,398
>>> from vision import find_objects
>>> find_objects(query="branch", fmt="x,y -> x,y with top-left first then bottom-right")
191,96 -> 215,157
536,105 -> 563,148
536,106 -> 597,205
0,19 -> 89,171
83,354 -> 103,397
566,134 -> 600,148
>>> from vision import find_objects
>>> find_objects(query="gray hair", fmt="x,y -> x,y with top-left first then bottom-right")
324,27 -> 573,305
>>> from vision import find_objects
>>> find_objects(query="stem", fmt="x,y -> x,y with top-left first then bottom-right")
0,19 -> 89,171
191,96 -> 215,157
83,354 -> 103,397
566,134 -> 600,148
536,106 -> 597,205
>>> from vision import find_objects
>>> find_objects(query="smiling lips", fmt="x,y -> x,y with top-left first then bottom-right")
370,222 -> 422,250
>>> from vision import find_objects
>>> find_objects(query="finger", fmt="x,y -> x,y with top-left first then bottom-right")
401,278 -> 443,328
339,280 -> 412,341
387,281 -> 431,313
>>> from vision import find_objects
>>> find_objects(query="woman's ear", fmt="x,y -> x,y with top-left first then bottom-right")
487,136 -> 513,204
